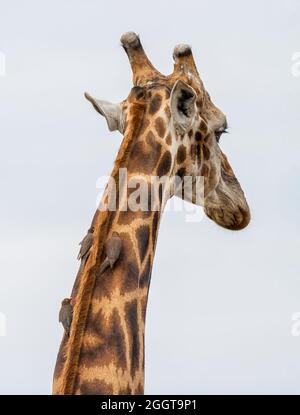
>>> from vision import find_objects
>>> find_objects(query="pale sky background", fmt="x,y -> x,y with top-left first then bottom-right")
0,0 -> 300,394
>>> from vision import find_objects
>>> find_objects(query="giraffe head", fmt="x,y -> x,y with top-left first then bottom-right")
85,32 -> 250,231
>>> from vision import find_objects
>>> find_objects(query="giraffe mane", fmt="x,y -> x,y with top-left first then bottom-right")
59,95 -> 146,394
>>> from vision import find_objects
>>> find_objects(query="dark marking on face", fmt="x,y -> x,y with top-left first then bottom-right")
199,119 -> 208,135
149,94 -> 162,115
165,89 -> 170,99
157,151 -> 172,177
202,144 -> 210,160
132,86 -> 145,100
204,133 -> 211,142
190,144 -> 197,162
196,144 -> 201,163
125,300 -> 140,378
201,163 -> 209,177
136,225 -> 150,263
177,145 -> 186,164
195,131 -> 202,141
140,257 -> 151,288
188,129 -> 193,138
154,117 -> 166,138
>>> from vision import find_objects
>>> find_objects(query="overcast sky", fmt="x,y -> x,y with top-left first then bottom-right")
0,0 -> 300,394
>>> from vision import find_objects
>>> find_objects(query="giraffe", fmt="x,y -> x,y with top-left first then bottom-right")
52,32 -> 250,395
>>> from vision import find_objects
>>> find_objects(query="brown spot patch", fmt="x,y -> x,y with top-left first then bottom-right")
141,295 -> 148,326
135,383 -> 144,395
152,211 -> 160,249
129,131 -> 162,174
79,379 -> 113,395
158,183 -> 163,205
202,144 -> 210,160
119,386 -> 133,395
118,210 -> 137,225
157,151 -> 172,177
79,309 -> 127,371
125,300 -> 140,377
140,257 -> 151,288
136,225 -> 150,263
190,144 -> 197,162
195,131 -> 202,141
149,94 -> 162,115
165,133 -> 172,145
121,260 -> 139,293
132,86 -> 145,100
196,144 -> 201,163
154,117 -> 166,138
201,164 -> 209,177
177,145 -> 186,164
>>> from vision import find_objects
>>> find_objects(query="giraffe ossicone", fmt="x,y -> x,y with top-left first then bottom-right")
53,32 -> 250,395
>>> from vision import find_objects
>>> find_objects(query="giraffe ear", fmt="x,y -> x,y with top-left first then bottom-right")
84,92 -> 124,134
170,80 -> 197,134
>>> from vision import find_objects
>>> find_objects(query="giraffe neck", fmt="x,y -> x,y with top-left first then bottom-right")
75,200 -> 162,394
53,93 -> 173,395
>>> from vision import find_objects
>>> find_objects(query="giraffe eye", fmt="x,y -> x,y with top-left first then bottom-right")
215,128 -> 228,143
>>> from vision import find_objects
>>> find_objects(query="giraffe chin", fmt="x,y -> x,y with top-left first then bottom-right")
204,205 -> 251,231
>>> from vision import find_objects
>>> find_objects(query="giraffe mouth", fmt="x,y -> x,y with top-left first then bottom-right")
204,205 -> 250,230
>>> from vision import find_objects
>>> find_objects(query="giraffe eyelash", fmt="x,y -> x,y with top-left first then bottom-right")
215,128 -> 228,142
